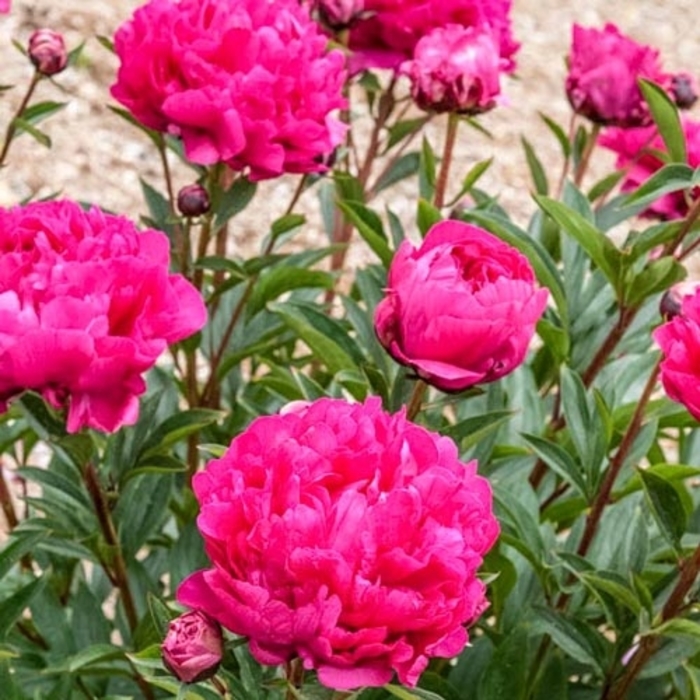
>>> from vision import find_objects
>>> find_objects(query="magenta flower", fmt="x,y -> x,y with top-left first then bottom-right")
111,0 -> 347,181
654,287 -> 700,420
599,118 -> 700,220
0,200 -> 206,433
28,29 -> 68,77
178,397 -> 498,690
401,24 -> 502,114
162,611 -> 224,684
375,220 -> 548,392
565,23 -> 671,127
349,0 -> 518,74
0,1 -> 9,13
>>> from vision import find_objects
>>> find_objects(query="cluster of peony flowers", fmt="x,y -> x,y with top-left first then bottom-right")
111,0 -> 347,181
600,119 -> 700,220
655,286 -> 700,420
401,24 -> 503,114
375,221 -> 548,392
0,200 -> 206,433
348,0 -> 519,74
178,397 -> 499,690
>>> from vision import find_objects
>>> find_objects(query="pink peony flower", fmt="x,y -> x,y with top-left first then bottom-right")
654,287 -> 700,420
0,0 -> 10,13
375,220 -> 548,392
111,0 -> 347,181
162,610 -> 224,684
349,0 -> 518,74
565,23 -> 671,127
401,24 -> 502,114
599,118 -> 700,220
178,397 -> 499,690
0,200 -> 206,433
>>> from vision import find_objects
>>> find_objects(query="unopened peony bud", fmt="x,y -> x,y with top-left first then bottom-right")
402,25 -> 502,115
28,29 -> 67,77
177,184 -> 210,217
316,0 -> 363,30
671,73 -> 699,110
161,610 -> 224,684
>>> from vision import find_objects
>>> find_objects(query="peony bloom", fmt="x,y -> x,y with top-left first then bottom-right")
178,397 -> 499,690
177,183 -> 211,218
28,29 -> 68,77
349,0 -> 518,74
565,23 -> 672,127
654,287 -> 700,420
375,220 -> 548,392
0,1 -> 9,13
111,0 -> 347,181
0,200 -> 206,433
670,72 -> 699,110
599,118 -> 700,220
401,24 -> 502,114
162,611 -> 224,684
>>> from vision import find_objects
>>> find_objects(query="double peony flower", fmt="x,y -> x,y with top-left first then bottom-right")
111,0 -> 347,180
375,221 -> 548,392
0,200 -> 206,433
178,397 -> 499,690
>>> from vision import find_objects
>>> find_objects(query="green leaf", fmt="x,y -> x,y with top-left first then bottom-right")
532,606 -> 608,672
638,468 -> 687,550
43,644 -> 125,674
540,112 -> 571,158
0,575 -> 46,638
0,532 -> 44,579
522,433 -> 588,498
522,136 -> 548,195
457,157 -> 493,198
11,117 -> 50,147
639,78 -> 686,163
140,178 -> 172,232
625,255 -> 686,306
19,100 -> 65,126
416,198 -> 442,236
270,302 -> 361,376
578,571 -> 642,615
212,176 -> 257,229
536,196 -> 622,295
385,684 -> 446,700
419,136 -> 437,200
140,408 -> 224,458
443,410 -> 513,451
372,152 -> 420,194
478,625 -> 528,700
624,163 -> 694,208
337,200 -> 393,267
247,268 -> 334,318
385,117 -> 429,151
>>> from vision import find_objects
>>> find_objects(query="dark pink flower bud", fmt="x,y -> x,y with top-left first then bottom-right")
671,73 -> 698,110
565,23 -> 670,127
161,611 -> 224,684
316,0 -> 363,30
177,184 -> 210,218
401,25 -> 502,115
28,29 -> 68,77
659,282 -> 698,320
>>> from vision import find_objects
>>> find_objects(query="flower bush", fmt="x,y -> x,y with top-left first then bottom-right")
2,2 -> 700,700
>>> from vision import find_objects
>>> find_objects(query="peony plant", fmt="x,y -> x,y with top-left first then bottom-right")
1,1 -> 700,700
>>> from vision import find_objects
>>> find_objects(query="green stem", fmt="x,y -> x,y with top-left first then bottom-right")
0,71 -> 41,168
406,380 -> 428,422
671,193 -> 700,259
554,112 -> 577,199
434,113 -> 460,209
576,361 -> 660,557
574,123 -> 601,188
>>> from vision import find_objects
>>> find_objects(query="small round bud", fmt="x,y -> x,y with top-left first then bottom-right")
161,610 -> 224,684
28,29 -> 68,77
671,73 -> 699,110
177,184 -> 210,218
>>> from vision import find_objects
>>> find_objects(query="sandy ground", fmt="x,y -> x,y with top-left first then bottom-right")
0,0 -> 697,247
